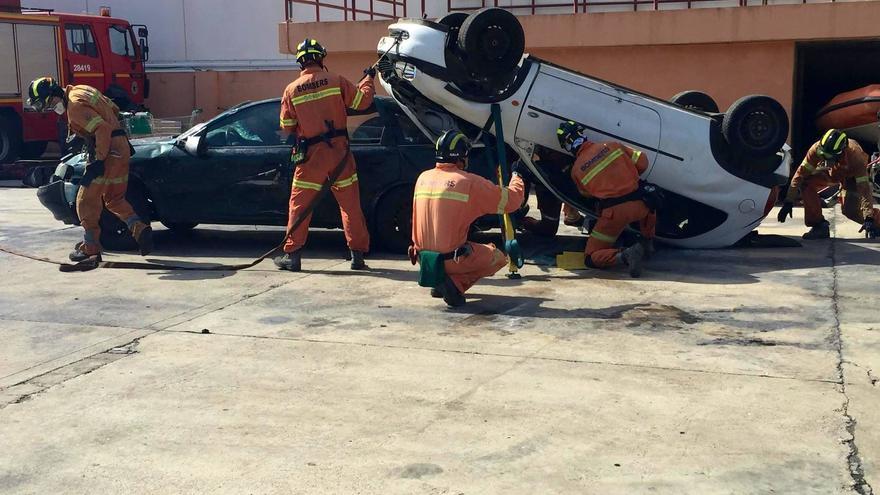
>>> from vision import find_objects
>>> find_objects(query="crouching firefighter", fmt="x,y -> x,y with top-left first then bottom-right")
778,129 -> 880,239
557,121 -> 660,278
409,130 -> 525,307
27,77 -> 152,262
274,38 -> 375,272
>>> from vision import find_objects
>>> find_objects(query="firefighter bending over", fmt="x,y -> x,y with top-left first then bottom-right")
778,129 -> 880,239
410,131 -> 525,307
275,38 -> 375,272
27,77 -> 152,262
557,121 -> 658,278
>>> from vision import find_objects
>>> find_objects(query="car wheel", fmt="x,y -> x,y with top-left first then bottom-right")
439,12 -> 468,43
670,90 -> 719,113
0,116 -> 22,163
20,140 -> 48,159
374,186 -> 413,253
722,95 -> 789,157
161,221 -> 198,233
99,183 -> 151,251
457,8 -> 525,78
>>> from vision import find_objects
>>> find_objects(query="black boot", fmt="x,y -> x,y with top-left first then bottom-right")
430,287 -> 443,298
640,237 -> 655,260
273,251 -> 301,272
803,220 -> 830,240
618,243 -> 645,278
350,250 -> 368,270
69,248 -> 100,263
438,275 -> 465,307
136,225 -> 154,256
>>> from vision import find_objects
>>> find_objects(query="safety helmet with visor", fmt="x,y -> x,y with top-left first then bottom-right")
27,77 -> 65,114
295,38 -> 327,67
435,130 -> 471,165
817,129 -> 847,161
557,120 -> 587,153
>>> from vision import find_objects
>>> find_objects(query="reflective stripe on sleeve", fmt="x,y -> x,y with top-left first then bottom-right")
292,87 -> 342,106
280,118 -> 297,127
349,90 -> 364,110
580,149 -> 623,186
292,178 -> 323,191
630,150 -> 642,163
333,173 -> 359,188
84,116 -> 104,133
414,190 -> 470,202
856,175 -> 871,184
802,162 -> 816,173
496,188 -> 509,214
590,229 -> 617,243
91,175 -> 128,185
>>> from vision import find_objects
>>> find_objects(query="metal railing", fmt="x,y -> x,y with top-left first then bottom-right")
285,0 -> 843,21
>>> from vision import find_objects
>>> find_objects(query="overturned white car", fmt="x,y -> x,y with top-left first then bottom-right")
377,8 -> 792,248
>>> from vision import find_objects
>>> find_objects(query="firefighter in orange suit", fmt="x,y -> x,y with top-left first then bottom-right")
274,39 -> 374,272
410,130 -> 525,307
557,121 -> 656,277
27,77 -> 152,262
778,129 -> 880,239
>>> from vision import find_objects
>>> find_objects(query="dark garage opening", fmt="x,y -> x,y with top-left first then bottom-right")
791,39 -> 880,167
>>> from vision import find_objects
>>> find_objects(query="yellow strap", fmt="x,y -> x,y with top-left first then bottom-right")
590,229 -> 617,243
292,87 -> 341,106
84,115 -> 104,133
333,173 -> 359,188
496,188 -> 509,214
580,149 -> 623,186
414,190 -> 470,202
856,175 -> 870,184
91,175 -> 128,185
292,178 -> 323,191
349,90 -> 364,110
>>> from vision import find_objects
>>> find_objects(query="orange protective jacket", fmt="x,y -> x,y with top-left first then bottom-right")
65,85 -> 122,161
789,139 -> 874,219
279,66 -> 374,138
570,141 -> 648,199
412,163 -> 525,254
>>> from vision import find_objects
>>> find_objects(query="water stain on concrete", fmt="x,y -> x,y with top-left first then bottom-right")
392,463 -> 444,479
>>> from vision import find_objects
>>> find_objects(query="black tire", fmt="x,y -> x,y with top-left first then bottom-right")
374,186 -> 413,253
671,90 -> 719,113
20,140 -> 48,159
99,183 -> 151,251
457,8 -> 524,78
722,95 -> 789,157
439,12 -> 468,43
0,115 -> 22,163
161,221 -> 198,232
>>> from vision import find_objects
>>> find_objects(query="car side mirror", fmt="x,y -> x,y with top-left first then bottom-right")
138,27 -> 148,38
185,135 -> 207,158
139,39 -> 149,62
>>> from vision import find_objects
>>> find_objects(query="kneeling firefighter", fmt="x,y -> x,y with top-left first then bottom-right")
27,77 -> 152,261
778,129 -> 880,239
557,121 -> 659,278
274,38 -> 375,272
410,131 -> 525,307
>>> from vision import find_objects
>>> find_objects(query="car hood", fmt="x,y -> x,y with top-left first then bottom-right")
57,140 -> 175,176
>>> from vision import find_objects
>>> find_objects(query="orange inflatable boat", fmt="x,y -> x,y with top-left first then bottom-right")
816,84 -> 880,131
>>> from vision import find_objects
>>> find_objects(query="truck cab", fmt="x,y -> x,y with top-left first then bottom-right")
0,6 -> 149,162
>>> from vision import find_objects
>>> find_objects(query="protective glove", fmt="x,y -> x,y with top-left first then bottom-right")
363,66 -> 376,78
79,159 -> 105,187
859,218 -> 879,238
777,201 -> 794,223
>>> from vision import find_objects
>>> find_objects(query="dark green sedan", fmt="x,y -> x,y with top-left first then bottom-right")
37,96 -> 439,253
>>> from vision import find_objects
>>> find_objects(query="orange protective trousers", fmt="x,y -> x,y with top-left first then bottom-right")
444,242 -> 508,294
800,174 -> 880,227
585,200 -> 656,268
75,137 -> 146,255
283,139 -> 370,253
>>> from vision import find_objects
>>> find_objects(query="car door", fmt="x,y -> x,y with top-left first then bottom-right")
104,23 -> 141,106
170,102 -> 292,225
515,64 -> 662,169
62,23 -> 104,90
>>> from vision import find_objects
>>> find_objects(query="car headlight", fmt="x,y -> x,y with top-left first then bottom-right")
394,61 -> 417,81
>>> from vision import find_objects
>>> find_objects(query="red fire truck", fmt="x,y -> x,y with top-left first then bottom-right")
0,6 -> 149,162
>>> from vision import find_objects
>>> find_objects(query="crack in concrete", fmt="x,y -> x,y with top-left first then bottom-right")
0,338 -> 142,410
829,219 -> 873,495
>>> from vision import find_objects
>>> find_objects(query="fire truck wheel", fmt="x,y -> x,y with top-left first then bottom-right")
0,116 -> 23,164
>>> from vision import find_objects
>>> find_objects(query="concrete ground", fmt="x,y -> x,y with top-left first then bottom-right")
0,186 -> 878,494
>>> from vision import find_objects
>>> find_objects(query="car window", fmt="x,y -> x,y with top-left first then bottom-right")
65,24 -> 98,58
109,25 -> 136,58
351,116 -> 384,144
388,107 -> 431,145
205,102 -> 283,148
